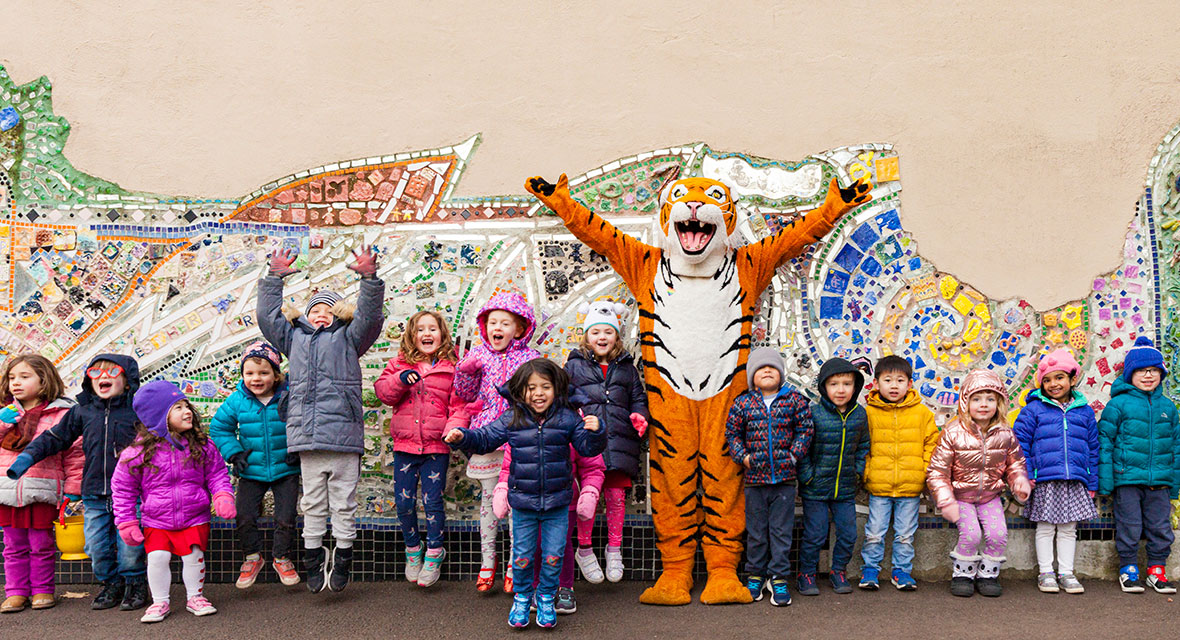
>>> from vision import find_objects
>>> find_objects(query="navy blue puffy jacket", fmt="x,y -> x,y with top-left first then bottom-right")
563,349 -> 647,478
1012,389 -> 1100,491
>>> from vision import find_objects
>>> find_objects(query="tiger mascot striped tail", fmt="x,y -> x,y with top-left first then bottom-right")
525,171 -> 871,605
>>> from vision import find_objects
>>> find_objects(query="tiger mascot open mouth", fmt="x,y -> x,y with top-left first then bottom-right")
660,178 -> 736,262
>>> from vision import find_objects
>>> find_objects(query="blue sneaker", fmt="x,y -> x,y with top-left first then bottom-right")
535,593 -> 557,628
858,567 -> 880,590
1120,564 -> 1145,593
797,573 -> 819,596
891,569 -> 917,591
829,570 -> 852,594
769,577 -> 792,606
508,594 -> 531,628
746,575 -> 767,602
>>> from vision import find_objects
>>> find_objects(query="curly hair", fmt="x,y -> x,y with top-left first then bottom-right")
129,400 -> 209,473
399,310 -> 458,364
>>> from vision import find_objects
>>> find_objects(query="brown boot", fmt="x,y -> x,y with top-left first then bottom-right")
30,594 -> 56,610
1,595 -> 28,613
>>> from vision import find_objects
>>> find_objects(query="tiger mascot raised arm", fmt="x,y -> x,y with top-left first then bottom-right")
525,172 -> 871,605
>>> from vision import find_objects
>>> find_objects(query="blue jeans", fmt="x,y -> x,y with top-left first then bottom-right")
81,495 -> 146,584
1113,485 -> 1176,566
393,452 -> 448,549
511,507 -> 568,598
860,495 -> 920,573
799,498 -> 857,575
744,483 -> 796,578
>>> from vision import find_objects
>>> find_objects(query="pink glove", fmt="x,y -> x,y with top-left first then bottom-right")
940,502 -> 960,524
630,413 -> 647,438
347,245 -> 379,278
117,521 -> 145,546
268,248 -> 299,278
576,486 -> 600,521
492,482 -> 510,520
213,492 -> 237,519
457,356 -> 483,376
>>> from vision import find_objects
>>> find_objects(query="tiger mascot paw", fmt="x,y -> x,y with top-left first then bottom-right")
638,571 -> 694,606
525,174 -> 571,210
834,176 -> 873,207
699,570 -> 754,605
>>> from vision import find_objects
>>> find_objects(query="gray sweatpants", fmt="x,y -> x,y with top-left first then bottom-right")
299,450 -> 361,549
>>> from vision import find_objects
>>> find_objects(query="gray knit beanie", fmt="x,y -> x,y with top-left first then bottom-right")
746,347 -> 785,389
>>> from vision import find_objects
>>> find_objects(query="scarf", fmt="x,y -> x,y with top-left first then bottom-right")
1,402 -> 45,452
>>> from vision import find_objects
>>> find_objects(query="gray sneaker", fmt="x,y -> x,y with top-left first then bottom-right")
1037,572 -> 1059,593
555,588 -> 577,614
1057,573 -> 1084,594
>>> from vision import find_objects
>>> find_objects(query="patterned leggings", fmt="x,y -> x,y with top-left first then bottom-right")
954,497 -> 1008,559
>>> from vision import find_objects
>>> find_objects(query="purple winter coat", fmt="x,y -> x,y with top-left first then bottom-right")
111,438 -> 233,530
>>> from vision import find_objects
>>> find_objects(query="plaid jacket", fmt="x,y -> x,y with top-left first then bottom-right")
725,386 -> 813,486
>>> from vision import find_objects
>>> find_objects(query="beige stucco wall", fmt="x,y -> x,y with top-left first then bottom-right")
4,1 -> 1180,310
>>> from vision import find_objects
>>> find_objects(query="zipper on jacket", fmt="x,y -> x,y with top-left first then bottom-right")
103,405 -> 110,494
538,416 -> 546,511
893,409 -> 899,490
834,410 -> 850,497
978,423 -> 989,495
1148,396 -> 1155,485
766,396 -> 777,484
260,394 -> 270,479
1061,404 -> 1070,480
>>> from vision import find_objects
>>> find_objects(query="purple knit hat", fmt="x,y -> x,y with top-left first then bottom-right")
241,340 -> 282,372
132,380 -> 188,448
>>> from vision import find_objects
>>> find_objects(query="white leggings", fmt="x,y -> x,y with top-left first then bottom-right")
477,477 -> 513,573
147,547 -> 205,604
1035,521 -> 1078,574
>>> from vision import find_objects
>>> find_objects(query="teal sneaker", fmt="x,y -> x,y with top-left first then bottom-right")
508,594 -> 531,628
535,593 -> 557,628
769,577 -> 792,606
746,575 -> 767,602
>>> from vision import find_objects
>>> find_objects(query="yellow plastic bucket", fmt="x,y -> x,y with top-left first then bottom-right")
55,502 -> 88,560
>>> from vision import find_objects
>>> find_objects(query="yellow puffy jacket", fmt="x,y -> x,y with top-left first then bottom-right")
864,388 -> 940,497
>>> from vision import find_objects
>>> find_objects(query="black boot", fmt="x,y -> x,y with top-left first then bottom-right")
949,577 -> 975,597
305,546 -> 329,594
91,581 -> 125,610
328,547 -> 354,593
975,577 -> 1002,597
119,581 -> 148,610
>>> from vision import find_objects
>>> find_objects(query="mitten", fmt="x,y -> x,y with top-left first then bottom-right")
213,492 -> 237,519
5,452 -> 34,480
399,370 -> 421,386
456,356 -> 483,376
228,452 -> 248,476
284,452 -> 299,467
576,486 -> 600,521
117,521 -> 145,546
629,413 -> 647,437
492,482 -> 510,520
0,402 -> 22,424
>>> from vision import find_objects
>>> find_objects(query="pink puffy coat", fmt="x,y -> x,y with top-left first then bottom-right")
498,444 -> 605,513
375,354 -> 470,455
926,418 -> 1028,508
111,438 -> 233,530
0,398 -> 83,507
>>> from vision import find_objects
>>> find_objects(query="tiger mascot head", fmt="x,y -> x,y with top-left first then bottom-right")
658,177 -> 738,273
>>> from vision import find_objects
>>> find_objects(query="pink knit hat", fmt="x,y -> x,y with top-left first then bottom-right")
1035,348 -> 1080,386
957,369 -> 1009,426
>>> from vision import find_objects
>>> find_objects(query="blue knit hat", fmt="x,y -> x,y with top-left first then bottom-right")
1122,336 -> 1167,382
132,380 -> 188,448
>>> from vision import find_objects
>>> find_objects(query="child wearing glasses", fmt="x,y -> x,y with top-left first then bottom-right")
8,354 -> 149,612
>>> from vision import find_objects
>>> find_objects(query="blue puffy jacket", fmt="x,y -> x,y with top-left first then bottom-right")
563,349 -> 647,479
1098,378 -> 1180,497
1013,389 -> 1100,491
209,381 -> 297,483
798,358 -> 868,501
451,388 -> 605,512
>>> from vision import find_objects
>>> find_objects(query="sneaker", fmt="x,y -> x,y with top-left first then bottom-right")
417,548 -> 445,588
404,546 -> 424,582
950,577 -> 975,597
236,554 -> 265,589
1037,572 -> 1060,593
858,566 -> 880,590
769,577 -> 792,606
273,557 -> 301,586
575,548 -> 604,584
91,581 -> 125,610
555,587 -> 577,614
535,593 -> 557,628
119,581 -> 148,611
305,546 -> 329,594
890,569 -> 917,591
185,595 -> 217,616
1147,565 -> 1177,594
1057,572 -> 1084,594
604,546 -> 624,583
140,601 -> 170,623
797,573 -> 819,596
1119,564 -> 1145,593
829,570 -> 852,594
328,547 -> 354,592
975,577 -> 1002,597
508,594 -> 531,628
746,574 -> 767,601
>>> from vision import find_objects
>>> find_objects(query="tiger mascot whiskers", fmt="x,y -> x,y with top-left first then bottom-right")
526,172 -> 871,605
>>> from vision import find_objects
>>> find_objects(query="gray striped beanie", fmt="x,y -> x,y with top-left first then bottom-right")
305,291 -> 342,316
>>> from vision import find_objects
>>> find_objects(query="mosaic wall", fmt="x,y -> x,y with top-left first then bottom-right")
0,65 -> 1173,523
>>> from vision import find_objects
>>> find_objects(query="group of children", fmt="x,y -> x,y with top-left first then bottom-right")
0,245 -> 1176,629
726,338 -> 1180,607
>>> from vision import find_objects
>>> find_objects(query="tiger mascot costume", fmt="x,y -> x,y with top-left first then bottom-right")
525,171 -> 871,605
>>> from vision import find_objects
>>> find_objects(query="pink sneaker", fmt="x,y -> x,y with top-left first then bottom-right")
273,557 -> 301,586
236,554 -> 265,589
140,601 -> 170,623
185,595 -> 217,617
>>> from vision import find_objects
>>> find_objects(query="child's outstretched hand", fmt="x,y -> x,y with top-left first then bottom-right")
347,245 -> 379,279
629,413 -> 647,437
268,248 -> 299,278
493,482 -> 510,520
213,492 -> 237,520
1011,478 -> 1031,503
399,370 -> 421,386
0,402 -> 22,424
939,502 -> 960,524
117,521 -> 145,547
581,413 -> 600,432
444,428 -> 465,444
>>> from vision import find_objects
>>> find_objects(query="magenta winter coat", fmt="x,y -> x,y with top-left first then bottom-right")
111,438 -> 233,531
375,354 -> 471,455
454,293 -> 541,434
498,444 -> 606,513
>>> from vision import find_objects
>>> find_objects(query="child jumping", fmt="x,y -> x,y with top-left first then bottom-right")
259,246 -> 386,593
562,300 -> 647,585
375,310 -> 471,587
209,341 -> 301,589
453,292 -> 541,592
927,369 -> 1030,598
1013,348 -> 1099,594
111,381 -> 235,623
0,355 -> 83,613
445,358 -> 604,629
1098,337 -> 1180,594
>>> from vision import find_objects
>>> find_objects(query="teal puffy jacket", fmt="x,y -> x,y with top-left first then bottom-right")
1097,378 -> 1180,498
798,358 -> 869,501
209,381 -> 298,482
